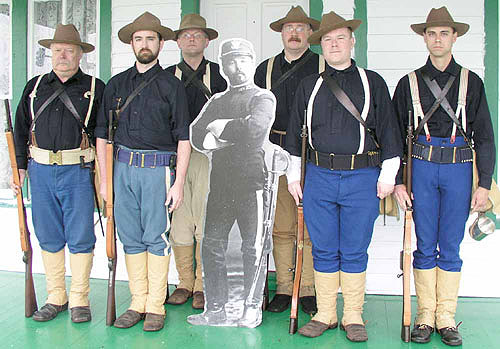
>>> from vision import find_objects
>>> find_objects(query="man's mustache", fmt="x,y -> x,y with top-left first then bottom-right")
288,37 -> 301,43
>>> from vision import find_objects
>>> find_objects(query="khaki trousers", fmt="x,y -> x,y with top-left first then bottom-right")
272,175 -> 314,296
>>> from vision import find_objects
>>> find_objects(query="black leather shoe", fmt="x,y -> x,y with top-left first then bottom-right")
438,326 -> 462,346
411,324 -> 434,343
267,294 -> 291,313
33,302 -> 68,322
71,306 -> 91,323
300,296 -> 317,315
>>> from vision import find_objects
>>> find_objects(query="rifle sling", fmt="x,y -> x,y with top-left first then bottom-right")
117,70 -> 162,118
271,51 -> 314,92
320,71 -> 380,148
177,60 -> 212,99
419,71 -> 472,148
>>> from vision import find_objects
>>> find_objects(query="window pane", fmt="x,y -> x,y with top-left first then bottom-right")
30,0 -> 98,78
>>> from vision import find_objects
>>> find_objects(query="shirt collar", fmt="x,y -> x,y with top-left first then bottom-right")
325,59 -> 357,75
182,57 -> 208,73
280,49 -> 312,67
131,61 -> 163,79
424,56 -> 460,80
47,68 -> 84,84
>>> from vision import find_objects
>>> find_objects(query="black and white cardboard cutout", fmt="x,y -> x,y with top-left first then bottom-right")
188,38 -> 290,328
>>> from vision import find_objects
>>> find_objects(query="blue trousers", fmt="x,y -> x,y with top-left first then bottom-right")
412,136 -> 472,272
303,163 -> 380,273
29,159 -> 96,253
114,146 -> 175,257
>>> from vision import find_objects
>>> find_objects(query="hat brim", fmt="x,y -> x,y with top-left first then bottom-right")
118,23 -> 175,43
410,21 -> 469,37
307,19 -> 362,45
269,17 -> 320,32
173,27 -> 218,41
38,39 -> 95,53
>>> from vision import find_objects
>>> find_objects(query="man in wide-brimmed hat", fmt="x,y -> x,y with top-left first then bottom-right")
95,11 -> 191,332
254,5 -> 323,316
166,13 -> 226,310
285,11 -> 402,342
393,6 -> 495,346
12,24 -> 105,323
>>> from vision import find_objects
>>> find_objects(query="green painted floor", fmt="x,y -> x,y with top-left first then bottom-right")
1,271 -> 499,349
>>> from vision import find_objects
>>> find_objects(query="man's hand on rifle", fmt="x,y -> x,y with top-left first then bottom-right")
99,179 -> 107,203
166,181 -> 184,213
10,169 -> 26,196
471,186 -> 489,212
288,180 -> 303,206
394,184 -> 413,210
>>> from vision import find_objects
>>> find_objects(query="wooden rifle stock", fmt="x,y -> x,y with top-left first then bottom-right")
105,110 -> 117,326
4,99 -> 38,317
401,110 -> 413,342
289,110 -> 307,334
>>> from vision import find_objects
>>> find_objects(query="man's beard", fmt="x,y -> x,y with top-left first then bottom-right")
135,48 -> 158,64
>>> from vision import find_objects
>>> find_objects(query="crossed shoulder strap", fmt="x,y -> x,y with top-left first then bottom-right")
407,67 -> 469,142
175,61 -> 212,99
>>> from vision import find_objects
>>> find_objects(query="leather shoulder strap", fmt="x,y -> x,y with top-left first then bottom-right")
265,56 -> 276,90
318,55 -> 325,73
118,70 -> 162,116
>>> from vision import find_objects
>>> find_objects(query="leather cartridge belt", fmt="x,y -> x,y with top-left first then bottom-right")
307,149 -> 380,170
116,148 -> 176,168
30,146 -> 95,165
412,142 -> 473,164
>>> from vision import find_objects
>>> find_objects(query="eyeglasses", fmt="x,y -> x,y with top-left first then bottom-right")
179,32 -> 207,41
282,25 -> 308,33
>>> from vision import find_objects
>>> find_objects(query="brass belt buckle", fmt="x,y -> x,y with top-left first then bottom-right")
128,151 -> 134,166
427,145 -> 433,162
49,151 -> 63,165
141,153 -> 145,168
351,154 -> 355,170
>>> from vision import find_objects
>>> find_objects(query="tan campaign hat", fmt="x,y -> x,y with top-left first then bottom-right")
308,11 -> 362,45
39,24 -> 94,53
118,11 -> 175,43
411,6 -> 469,37
270,6 -> 320,32
174,14 -> 218,40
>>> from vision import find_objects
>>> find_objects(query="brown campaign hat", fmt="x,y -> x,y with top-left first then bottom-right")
411,6 -> 469,37
118,12 -> 175,43
269,5 -> 320,32
308,11 -> 361,45
174,13 -> 218,40
39,24 -> 94,53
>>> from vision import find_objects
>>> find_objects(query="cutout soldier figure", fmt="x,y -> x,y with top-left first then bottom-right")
166,13 -> 227,310
393,7 -> 495,346
286,12 -> 402,342
95,12 -> 191,332
188,39 -> 277,328
254,5 -> 322,315
12,24 -> 105,323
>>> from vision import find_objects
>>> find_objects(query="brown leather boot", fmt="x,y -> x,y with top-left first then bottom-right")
114,309 -> 144,328
167,288 -> 192,305
298,320 -> 338,337
143,313 -> 165,331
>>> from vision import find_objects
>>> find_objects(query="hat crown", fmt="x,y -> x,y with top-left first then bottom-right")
220,39 -> 255,58
284,5 -> 309,22
426,6 -> 455,24
319,11 -> 348,31
52,24 -> 83,44
132,11 -> 162,28
179,13 -> 207,30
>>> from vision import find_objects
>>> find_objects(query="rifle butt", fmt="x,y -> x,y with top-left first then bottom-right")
289,205 -> 304,334
401,324 -> 411,342
106,258 -> 117,326
24,250 -> 38,317
289,317 -> 298,334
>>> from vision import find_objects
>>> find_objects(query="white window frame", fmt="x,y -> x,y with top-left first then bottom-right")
0,0 -> 12,99
27,0 -> 100,79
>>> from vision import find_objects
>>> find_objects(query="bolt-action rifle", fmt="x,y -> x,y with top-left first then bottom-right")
4,99 -> 38,317
106,109 -> 117,326
400,110 -> 413,342
289,110 -> 307,334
